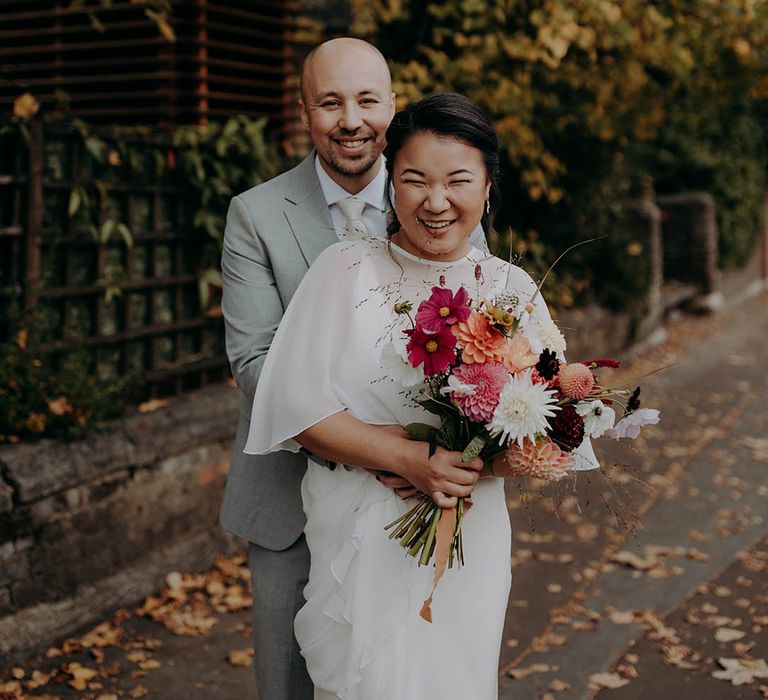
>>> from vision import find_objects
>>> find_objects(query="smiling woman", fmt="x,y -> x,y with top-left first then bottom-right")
384,93 -> 501,261
390,132 -> 490,261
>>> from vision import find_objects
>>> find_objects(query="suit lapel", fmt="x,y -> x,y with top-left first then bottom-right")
283,154 -> 337,266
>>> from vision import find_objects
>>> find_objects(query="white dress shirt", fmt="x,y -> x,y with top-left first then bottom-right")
315,155 -> 389,240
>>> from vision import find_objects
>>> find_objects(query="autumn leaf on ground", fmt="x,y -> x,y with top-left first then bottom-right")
227,648 -> 254,667
128,685 -> 149,698
712,657 -> 768,686
138,398 -> 169,413
506,663 -> 553,679
715,627 -> 746,642
79,621 -> 123,648
549,678 -> 571,691
63,662 -> 99,690
588,671 -> 630,689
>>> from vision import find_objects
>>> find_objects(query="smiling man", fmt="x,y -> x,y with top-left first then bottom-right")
219,38 -> 487,700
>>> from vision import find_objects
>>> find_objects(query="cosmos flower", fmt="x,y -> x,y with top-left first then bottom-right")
575,400 -> 616,438
415,286 -> 470,333
611,408 -> 660,439
405,325 -> 457,376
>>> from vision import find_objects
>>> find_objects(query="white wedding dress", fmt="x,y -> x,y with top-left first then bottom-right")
245,238 -> 597,699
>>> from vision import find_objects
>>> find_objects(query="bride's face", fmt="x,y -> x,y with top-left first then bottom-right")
391,131 -> 491,261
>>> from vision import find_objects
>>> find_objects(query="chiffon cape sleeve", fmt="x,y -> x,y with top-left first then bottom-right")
243,241 -> 358,455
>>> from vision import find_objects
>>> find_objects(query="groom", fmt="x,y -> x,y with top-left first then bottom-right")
220,38 -> 488,699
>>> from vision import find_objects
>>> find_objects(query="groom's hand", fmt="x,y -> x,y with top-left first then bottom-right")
374,471 -> 420,500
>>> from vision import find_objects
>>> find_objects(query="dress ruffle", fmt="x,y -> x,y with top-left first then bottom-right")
296,463 -> 426,700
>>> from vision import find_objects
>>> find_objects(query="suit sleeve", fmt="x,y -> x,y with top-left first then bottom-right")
221,195 -> 285,402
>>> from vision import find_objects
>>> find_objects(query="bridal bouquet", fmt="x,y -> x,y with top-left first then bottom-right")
382,267 -> 660,576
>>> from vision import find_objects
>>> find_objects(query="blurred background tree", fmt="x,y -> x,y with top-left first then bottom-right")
351,0 -> 768,307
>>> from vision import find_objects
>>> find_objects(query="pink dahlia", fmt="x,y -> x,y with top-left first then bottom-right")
415,286 -> 471,333
405,325 -> 457,375
504,438 -> 574,480
450,361 -> 509,422
558,363 -> 595,400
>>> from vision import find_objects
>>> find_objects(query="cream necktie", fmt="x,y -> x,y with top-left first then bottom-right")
336,197 -> 369,240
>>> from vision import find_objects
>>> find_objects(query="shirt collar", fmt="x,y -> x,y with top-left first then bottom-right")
314,155 -> 388,212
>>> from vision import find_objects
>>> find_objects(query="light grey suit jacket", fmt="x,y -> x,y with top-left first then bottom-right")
219,153 -> 489,551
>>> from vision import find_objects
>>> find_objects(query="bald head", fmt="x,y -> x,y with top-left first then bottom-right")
298,37 -> 395,194
300,38 -> 392,102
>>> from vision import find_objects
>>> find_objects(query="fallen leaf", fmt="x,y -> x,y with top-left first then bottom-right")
95,695 -> 119,700
712,657 -> 768,686
588,672 -> 630,689
227,648 -> 254,667
138,659 -> 161,671
506,663 -> 553,679
608,609 -> 637,625
64,663 -> 98,691
715,628 -> 746,643
128,685 -> 149,698
166,571 -> 184,590
549,678 -> 571,691
138,398 -> 169,413
611,550 -> 656,571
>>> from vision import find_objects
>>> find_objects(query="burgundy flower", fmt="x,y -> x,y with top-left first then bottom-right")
405,325 -> 457,375
582,358 -> 622,369
415,286 -> 471,334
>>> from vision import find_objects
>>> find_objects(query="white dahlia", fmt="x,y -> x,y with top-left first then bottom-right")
487,369 -> 560,448
529,316 -> 567,358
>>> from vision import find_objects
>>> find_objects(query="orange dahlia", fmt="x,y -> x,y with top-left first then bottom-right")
504,438 -> 574,480
451,311 -> 507,364
503,333 -> 539,373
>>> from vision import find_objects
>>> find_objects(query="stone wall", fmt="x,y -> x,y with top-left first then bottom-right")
0,384 -> 241,662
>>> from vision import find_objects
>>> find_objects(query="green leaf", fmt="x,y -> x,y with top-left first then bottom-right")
116,223 -> 133,249
404,422 -> 441,443
417,397 -> 459,420
99,219 -> 115,244
68,188 -> 81,217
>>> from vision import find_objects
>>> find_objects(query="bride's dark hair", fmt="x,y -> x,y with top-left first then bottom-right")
383,93 -> 501,237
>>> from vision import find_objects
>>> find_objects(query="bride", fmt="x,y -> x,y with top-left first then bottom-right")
245,93 -> 597,699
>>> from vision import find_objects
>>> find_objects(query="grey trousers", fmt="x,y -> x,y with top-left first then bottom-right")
248,536 -> 314,700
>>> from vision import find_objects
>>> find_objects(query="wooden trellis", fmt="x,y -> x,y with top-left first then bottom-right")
0,0 -> 293,131
0,120 -> 229,396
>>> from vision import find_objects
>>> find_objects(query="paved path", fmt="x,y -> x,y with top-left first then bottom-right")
500,286 -> 768,698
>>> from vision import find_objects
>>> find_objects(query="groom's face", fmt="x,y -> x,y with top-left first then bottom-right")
300,44 -> 395,193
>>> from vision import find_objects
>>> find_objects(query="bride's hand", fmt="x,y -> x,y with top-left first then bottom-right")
400,444 -> 484,508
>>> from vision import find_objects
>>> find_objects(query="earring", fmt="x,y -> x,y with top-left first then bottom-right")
485,200 -> 490,215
